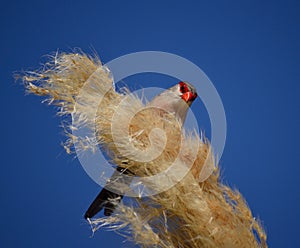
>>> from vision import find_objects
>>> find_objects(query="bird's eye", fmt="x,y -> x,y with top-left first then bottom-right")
179,82 -> 189,93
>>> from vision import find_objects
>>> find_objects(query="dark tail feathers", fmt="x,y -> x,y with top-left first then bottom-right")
84,166 -> 133,219
84,188 -> 123,218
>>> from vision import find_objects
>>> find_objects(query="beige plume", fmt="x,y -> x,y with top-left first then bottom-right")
19,51 -> 267,248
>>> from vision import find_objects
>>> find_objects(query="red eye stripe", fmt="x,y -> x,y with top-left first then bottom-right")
179,81 -> 189,93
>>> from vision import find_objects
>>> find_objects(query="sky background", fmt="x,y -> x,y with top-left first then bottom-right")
1,0 -> 299,247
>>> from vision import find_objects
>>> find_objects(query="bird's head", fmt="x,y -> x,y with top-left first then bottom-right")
177,81 -> 198,105
149,81 -> 198,124
162,81 -> 198,105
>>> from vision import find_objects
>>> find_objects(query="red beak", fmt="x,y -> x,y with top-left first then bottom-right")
182,92 -> 197,102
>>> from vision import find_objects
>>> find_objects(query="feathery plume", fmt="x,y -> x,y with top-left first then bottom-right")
19,51 -> 267,248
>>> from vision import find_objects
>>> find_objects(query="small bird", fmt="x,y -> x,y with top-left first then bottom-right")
84,81 -> 198,219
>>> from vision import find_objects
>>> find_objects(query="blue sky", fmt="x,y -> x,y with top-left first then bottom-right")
1,0 -> 299,247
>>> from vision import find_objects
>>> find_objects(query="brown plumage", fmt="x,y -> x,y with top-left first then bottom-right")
84,81 -> 198,219
20,51 -> 267,248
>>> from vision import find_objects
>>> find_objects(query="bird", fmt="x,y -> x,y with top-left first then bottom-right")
84,81 -> 198,219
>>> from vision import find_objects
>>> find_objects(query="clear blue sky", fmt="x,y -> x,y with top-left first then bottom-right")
1,0 -> 299,247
